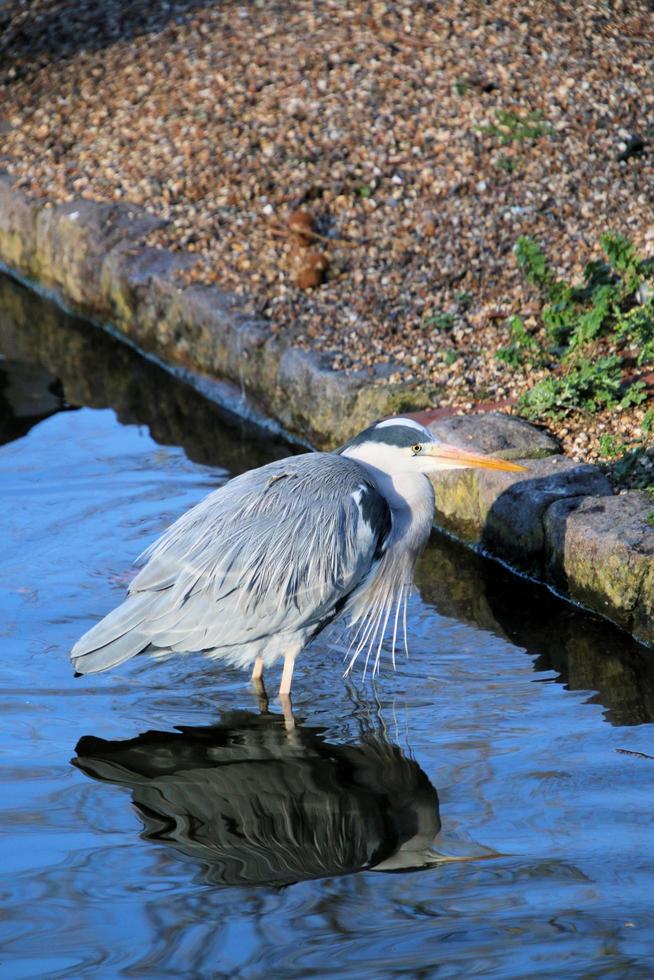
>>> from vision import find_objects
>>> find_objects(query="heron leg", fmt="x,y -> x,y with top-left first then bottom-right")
279,652 -> 295,697
251,657 -> 268,712
279,651 -> 297,731
279,693 -> 295,731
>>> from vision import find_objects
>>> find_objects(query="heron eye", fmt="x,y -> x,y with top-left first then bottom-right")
411,444 -> 422,455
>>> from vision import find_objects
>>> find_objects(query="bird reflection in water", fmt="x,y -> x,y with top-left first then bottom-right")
73,710 -> 443,887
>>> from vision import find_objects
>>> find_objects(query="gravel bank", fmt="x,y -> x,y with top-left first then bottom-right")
2,0 -> 654,460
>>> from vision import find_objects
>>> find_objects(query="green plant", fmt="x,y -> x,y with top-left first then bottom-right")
606,446 -> 651,487
514,236 -> 553,289
444,350 -> 458,366
479,109 -> 551,144
356,184 -> 373,199
642,409 -> 654,435
496,156 -> 517,174
565,284 -> 616,350
599,231 -> 641,289
518,231 -> 654,349
511,232 -> 654,420
601,448 -> 654,493
422,311 -> 456,331
518,355 -> 646,421
616,302 -> 654,365
598,433 -> 627,458
454,79 -> 469,97
496,315 -> 541,368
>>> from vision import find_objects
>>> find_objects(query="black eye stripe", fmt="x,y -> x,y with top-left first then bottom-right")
342,424 -> 430,450
338,420 -> 437,454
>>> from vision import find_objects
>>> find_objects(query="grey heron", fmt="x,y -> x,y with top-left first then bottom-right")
71,416 -> 525,701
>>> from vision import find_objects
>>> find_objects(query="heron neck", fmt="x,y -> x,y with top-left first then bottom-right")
384,471 -> 435,550
347,456 -> 435,550
341,458 -> 435,651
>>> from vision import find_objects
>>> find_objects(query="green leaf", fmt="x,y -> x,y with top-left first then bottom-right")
514,236 -> 551,288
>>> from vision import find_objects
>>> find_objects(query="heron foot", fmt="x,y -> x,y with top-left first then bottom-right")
255,686 -> 269,714
251,657 -> 268,712
279,693 -> 295,731
278,652 -> 296,731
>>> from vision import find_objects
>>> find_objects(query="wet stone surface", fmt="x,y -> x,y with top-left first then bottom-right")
545,492 -> 654,646
480,457 -> 613,576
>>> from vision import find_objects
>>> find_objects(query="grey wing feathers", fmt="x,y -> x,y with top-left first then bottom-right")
71,453 -> 390,674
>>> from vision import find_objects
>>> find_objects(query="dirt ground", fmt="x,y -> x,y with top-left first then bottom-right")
2,0 -> 654,462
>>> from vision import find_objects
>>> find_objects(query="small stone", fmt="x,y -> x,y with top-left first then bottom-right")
419,212 -> 437,237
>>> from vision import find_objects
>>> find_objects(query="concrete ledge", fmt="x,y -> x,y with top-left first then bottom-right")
427,413 -> 654,647
0,174 -> 430,449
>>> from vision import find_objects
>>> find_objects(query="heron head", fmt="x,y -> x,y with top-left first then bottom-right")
340,417 -> 527,476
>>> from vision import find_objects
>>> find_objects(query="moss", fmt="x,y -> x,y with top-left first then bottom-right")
431,470 -> 484,543
355,382 -> 433,421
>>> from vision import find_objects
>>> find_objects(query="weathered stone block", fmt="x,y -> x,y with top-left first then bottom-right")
427,412 -> 608,549
429,411 -> 560,459
273,349 -> 432,448
102,245 -> 194,354
427,411 -> 567,545
544,491 -> 654,645
481,457 -> 612,575
0,174 -> 39,272
35,200 -> 165,313
276,348 -> 364,445
179,286 -> 280,400
429,449 -> 612,578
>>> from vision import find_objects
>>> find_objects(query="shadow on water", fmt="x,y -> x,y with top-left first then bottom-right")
0,356 -> 71,444
417,533 -> 654,727
0,273 -> 293,470
73,710 -> 442,888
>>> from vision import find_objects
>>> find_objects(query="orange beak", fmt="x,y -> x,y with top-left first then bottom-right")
423,443 -> 528,472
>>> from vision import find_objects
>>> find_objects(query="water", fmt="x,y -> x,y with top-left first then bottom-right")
1,273 -> 654,978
